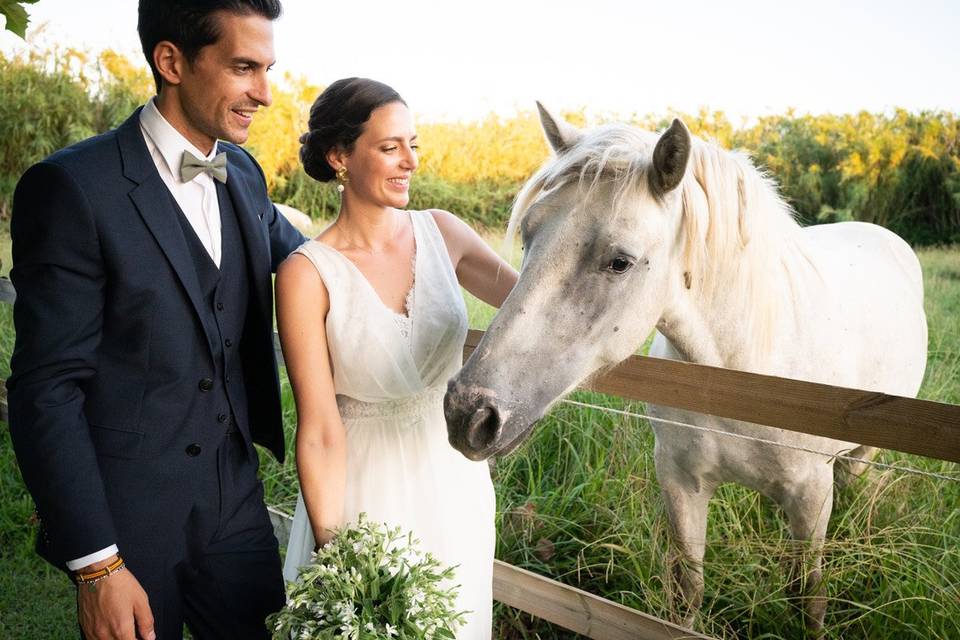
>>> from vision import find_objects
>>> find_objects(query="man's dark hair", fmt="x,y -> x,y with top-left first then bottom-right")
138,0 -> 282,92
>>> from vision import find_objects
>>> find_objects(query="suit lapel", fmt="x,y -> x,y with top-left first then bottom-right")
222,153 -> 271,325
117,109 -> 217,358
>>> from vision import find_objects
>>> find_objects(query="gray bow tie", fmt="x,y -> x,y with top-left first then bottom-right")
180,151 -> 228,183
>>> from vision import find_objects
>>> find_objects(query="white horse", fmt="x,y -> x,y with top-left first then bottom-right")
444,105 -> 928,633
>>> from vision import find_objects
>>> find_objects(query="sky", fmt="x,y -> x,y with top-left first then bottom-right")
2,0 -> 958,123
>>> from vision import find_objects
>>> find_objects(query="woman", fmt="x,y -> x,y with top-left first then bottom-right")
276,78 -> 517,638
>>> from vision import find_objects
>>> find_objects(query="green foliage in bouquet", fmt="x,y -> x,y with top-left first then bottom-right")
269,514 -> 466,640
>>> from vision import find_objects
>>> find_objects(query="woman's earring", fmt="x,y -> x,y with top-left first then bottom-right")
335,167 -> 349,193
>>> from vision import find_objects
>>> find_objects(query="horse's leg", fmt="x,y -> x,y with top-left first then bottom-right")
834,445 -> 878,488
780,473 -> 833,636
660,479 -> 714,629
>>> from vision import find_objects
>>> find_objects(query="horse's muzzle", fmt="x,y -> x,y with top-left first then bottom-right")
444,379 -> 504,461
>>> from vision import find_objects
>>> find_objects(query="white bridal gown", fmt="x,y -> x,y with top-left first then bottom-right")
282,210 -> 495,639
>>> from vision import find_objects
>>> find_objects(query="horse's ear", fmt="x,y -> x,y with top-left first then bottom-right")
650,119 -> 691,195
536,101 -> 582,154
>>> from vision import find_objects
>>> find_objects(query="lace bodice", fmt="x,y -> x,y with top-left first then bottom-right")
292,210 -> 468,407
390,257 -> 416,347
392,312 -> 413,346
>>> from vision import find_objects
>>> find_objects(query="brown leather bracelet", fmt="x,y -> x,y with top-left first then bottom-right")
74,555 -> 126,585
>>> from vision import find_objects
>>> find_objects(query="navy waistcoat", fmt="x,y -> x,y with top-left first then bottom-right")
171,182 -> 253,451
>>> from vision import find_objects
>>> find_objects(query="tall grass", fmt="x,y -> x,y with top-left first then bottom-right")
485,391 -> 960,639
917,246 -> 960,404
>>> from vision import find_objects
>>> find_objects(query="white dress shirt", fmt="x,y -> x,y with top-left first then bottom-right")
66,100 -> 225,571
140,97 -> 223,266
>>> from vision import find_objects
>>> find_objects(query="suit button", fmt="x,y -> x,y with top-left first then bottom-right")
185,443 -> 202,457
199,378 -> 214,392
216,302 -> 224,311
224,339 -> 233,347
217,413 -> 228,423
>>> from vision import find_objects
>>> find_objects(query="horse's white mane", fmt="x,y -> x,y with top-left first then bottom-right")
508,124 -> 660,242
508,122 -> 803,361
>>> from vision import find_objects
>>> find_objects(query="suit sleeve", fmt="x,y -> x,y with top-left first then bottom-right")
7,161 -> 117,567
264,202 -> 307,271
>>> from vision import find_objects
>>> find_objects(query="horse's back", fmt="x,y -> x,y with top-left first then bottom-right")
803,221 -> 922,293
798,221 -> 927,396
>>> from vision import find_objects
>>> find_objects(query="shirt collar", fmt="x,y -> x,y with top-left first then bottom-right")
139,98 -> 220,183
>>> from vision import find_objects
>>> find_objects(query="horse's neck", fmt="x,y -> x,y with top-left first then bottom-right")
654,141 -> 813,371
656,295 -> 727,367
658,241 -> 802,374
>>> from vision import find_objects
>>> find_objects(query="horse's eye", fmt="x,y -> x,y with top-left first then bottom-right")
605,256 -> 635,274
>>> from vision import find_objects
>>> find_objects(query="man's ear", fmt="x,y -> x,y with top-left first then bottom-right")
153,41 -> 185,87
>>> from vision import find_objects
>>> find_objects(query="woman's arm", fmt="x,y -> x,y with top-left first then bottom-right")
275,254 -> 346,546
429,209 -> 518,308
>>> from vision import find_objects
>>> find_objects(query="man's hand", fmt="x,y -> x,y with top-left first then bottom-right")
76,556 -> 155,640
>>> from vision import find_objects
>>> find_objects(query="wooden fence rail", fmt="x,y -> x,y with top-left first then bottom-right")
273,329 -> 960,465
462,330 -> 960,464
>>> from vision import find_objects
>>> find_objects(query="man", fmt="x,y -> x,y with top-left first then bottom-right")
7,1 -> 306,638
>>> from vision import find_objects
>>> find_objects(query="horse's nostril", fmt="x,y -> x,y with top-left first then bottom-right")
466,404 -> 501,451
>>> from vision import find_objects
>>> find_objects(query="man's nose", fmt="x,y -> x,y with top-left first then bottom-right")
252,73 -> 272,107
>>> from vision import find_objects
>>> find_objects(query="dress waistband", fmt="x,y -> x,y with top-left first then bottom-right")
336,386 -> 446,421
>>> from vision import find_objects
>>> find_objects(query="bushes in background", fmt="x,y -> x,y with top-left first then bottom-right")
1,50 -> 958,243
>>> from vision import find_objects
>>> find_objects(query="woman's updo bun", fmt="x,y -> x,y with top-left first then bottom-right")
299,129 -> 336,182
299,78 -> 406,182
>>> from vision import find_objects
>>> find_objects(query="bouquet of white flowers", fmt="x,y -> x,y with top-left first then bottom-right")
269,513 -> 466,640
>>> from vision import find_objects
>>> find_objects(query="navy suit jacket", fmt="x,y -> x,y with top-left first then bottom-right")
7,108 -> 306,568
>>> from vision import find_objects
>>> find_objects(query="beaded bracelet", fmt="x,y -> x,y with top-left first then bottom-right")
74,555 -> 126,585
